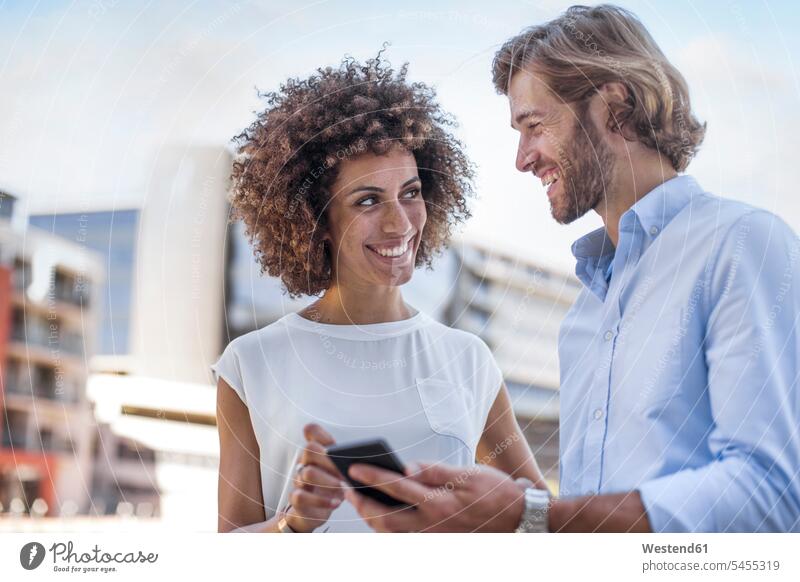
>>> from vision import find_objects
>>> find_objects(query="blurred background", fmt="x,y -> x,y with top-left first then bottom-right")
0,0 -> 798,531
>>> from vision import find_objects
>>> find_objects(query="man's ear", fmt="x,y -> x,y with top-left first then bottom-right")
596,82 -> 632,137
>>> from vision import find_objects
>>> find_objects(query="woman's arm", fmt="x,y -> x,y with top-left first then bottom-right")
216,377 -> 282,532
476,383 -> 548,490
217,381 -> 344,533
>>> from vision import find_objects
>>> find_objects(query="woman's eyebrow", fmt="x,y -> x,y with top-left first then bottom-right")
346,184 -> 383,196
346,176 -> 420,197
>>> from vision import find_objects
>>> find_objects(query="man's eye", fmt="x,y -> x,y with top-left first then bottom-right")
529,122 -> 541,132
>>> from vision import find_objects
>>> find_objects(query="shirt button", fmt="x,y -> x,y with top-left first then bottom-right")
649,225 -> 659,236
593,408 -> 604,420
603,330 -> 614,341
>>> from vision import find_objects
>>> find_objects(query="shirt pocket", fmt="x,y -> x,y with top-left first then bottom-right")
415,377 -> 475,452
630,313 -> 687,416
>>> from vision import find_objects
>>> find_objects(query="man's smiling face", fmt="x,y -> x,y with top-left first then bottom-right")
508,69 -> 616,224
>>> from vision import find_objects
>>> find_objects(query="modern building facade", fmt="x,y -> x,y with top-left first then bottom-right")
447,240 -> 581,485
22,146 -> 232,525
0,197 -> 104,517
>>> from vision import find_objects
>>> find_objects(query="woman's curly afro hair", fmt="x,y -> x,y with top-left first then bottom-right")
229,49 -> 474,297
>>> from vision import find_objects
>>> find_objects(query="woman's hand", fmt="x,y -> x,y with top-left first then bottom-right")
283,424 -> 346,533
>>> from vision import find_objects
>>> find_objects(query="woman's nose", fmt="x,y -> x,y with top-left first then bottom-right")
381,200 -> 413,234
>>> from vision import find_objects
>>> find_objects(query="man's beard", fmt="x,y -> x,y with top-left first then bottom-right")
548,104 -> 615,225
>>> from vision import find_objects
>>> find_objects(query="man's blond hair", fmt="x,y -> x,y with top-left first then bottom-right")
493,4 -> 705,172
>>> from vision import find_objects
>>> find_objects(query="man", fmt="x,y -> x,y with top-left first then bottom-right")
344,4 -> 800,532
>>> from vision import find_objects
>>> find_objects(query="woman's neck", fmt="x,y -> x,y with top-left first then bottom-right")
300,284 -> 415,325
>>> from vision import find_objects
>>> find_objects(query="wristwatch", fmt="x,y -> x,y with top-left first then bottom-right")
515,480 -> 551,533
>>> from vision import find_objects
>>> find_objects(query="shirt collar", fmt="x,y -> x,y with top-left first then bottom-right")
571,226 -> 615,296
627,174 -> 702,239
571,174 -> 702,295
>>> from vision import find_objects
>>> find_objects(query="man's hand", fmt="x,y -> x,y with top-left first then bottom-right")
344,462 -> 528,532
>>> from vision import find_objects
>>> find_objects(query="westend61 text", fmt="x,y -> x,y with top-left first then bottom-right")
642,543 -> 708,554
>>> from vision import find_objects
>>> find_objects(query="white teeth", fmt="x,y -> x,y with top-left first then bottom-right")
374,241 -> 409,257
541,171 -> 561,187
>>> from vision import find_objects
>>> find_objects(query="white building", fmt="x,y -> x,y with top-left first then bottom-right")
448,239 -> 581,484
24,145 -> 232,527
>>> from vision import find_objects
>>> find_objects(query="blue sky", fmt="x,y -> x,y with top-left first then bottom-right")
1,0 -> 799,271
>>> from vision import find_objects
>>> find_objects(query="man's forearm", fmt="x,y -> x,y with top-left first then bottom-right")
548,490 -> 652,532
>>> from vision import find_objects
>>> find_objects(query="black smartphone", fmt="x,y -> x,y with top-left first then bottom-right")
326,438 -> 410,508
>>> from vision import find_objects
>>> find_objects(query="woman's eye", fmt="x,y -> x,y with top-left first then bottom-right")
356,196 -> 377,207
402,188 -> 421,199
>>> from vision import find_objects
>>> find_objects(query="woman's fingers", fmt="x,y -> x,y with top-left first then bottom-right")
303,423 -> 335,447
294,465 -> 344,496
286,487 -> 342,532
299,441 -> 344,480
290,487 -> 342,511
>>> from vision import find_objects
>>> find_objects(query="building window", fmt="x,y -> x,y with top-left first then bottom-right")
29,210 -> 139,354
0,192 -> 15,220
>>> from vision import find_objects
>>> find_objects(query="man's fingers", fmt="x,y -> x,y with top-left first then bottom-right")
408,461 -> 466,487
303,423 -> 336,446
348,464 -> 431,506
344,489 -> 421,532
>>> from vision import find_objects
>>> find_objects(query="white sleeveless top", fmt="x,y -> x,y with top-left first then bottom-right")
210,309 -> 503,532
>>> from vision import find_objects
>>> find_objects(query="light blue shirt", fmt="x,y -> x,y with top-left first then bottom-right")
558,175 -> 800,532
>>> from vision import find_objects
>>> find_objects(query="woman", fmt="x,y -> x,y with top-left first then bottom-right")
212,52 -> 547,533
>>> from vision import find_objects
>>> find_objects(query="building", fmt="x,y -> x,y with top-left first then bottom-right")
0,193 -> 104,517
29,209 -> 139,359
86,374 -> 217,529
448,239 -> 581,485
25,146 -> 232,526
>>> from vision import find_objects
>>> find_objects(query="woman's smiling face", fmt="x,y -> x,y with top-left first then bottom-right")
323,147 -> 427,290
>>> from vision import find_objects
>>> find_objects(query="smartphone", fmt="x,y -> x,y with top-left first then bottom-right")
326,438 -> 410,508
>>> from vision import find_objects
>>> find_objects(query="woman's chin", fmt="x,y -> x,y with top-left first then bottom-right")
361,248 -> 416,286
374,268 -> 414,287
378,264 -> 416,287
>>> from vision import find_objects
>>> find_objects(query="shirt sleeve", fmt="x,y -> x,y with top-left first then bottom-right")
210,339 -> 247,407
638,210 -> 800,532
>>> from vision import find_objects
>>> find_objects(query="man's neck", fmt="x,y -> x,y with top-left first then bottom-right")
595,160 -> 678,246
